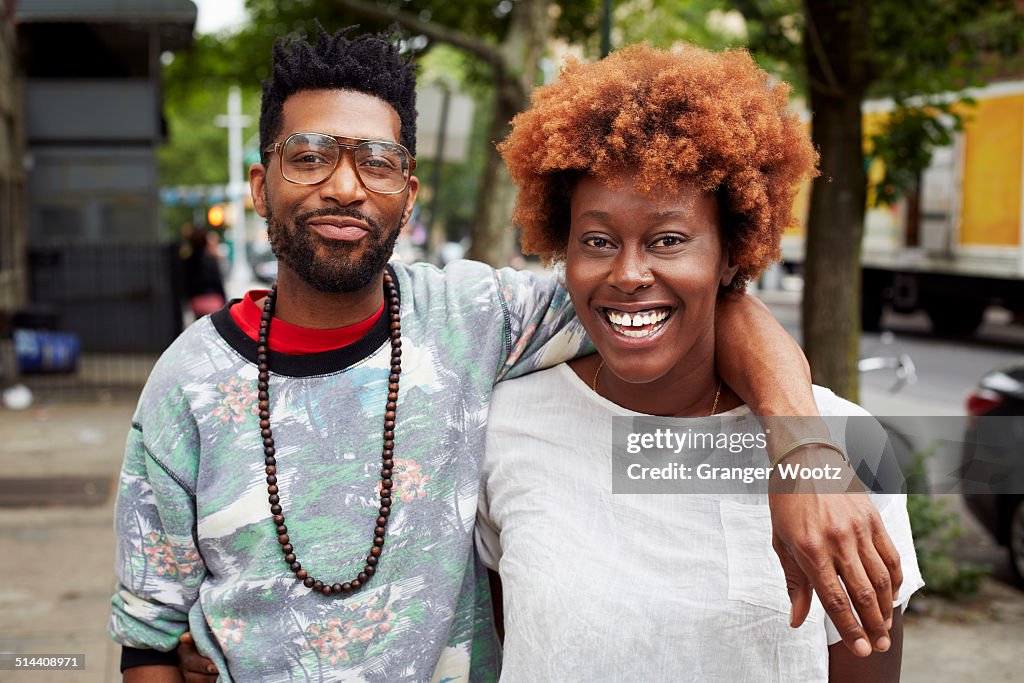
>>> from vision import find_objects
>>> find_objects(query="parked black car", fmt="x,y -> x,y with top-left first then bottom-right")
962,363 -> 1024,585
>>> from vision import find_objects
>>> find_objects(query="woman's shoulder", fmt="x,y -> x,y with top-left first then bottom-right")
812,385 -> 872,418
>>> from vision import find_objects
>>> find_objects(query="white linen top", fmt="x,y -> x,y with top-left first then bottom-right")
477,363 -> 923,682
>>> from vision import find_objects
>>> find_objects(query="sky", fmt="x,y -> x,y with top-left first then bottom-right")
192,0 -> 250,35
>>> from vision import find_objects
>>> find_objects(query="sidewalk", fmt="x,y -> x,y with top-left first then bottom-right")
0,398 -> 135,682
2,392 -> 1023,682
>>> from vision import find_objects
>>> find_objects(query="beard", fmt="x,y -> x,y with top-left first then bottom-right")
266,203 -> 402,294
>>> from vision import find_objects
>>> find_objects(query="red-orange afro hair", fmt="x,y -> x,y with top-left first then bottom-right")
499,43 -> 818,292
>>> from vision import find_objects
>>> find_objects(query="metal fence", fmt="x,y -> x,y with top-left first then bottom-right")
3,242 -> 184,402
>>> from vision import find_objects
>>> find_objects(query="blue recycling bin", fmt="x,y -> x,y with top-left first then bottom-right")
13,329 -> 80,374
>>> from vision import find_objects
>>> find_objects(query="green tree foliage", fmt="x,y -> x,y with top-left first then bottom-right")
727,0 -> 1024,399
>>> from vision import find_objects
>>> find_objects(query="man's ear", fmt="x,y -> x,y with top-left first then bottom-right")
249,163 -> 268,218
403,176 -> 419,225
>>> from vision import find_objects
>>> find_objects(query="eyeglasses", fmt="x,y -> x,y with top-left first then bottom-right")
263,132 -> 416,194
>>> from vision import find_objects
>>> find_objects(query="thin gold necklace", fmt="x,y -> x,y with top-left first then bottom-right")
591,358 -> 723,416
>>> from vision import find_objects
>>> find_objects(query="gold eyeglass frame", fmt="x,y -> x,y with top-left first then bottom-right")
263,132 -> 417,195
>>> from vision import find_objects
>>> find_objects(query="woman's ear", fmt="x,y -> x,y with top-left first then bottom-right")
720,251 -> 740,288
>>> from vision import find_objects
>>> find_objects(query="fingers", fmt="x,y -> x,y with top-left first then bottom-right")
177,631 -> 219,681
835,543 -> 889,653
807,561 -> 872,658
774,536 -> 812,628
784,532 -> 874,657
873,521 -> 904,605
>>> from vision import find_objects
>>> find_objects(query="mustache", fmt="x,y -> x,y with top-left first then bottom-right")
295,207 -> 382,232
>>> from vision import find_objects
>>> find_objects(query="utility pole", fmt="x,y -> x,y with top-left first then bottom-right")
215,86 -> 253,288
601,0 -> 613,57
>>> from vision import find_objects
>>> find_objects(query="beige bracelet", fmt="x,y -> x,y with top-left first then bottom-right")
769,437 -> 849,468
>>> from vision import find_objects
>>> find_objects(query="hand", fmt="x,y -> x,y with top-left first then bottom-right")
177,632 -> 219,682
767,448 -> 903,658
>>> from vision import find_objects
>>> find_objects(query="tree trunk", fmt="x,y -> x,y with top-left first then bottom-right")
466,0 -> 552,266
467,88 -> 523,266
800,0 -> 871,401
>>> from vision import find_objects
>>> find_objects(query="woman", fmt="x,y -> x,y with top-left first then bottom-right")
476,43 -> 923,681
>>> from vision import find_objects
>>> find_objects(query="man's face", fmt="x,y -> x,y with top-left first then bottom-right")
250,89 -> 419,293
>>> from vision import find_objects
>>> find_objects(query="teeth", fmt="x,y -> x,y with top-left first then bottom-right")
604,308 -> 669,328
604,307 -> 671,337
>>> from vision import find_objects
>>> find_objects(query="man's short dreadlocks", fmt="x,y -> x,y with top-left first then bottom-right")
259,24 -> 418,163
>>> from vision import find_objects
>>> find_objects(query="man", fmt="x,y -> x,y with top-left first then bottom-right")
112,26 -> 902,682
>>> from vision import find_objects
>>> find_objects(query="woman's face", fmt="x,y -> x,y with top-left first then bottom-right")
566,173 -> 737,386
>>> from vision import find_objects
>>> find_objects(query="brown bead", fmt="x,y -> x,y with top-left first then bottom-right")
276,524 -> 286,534
385,411 -> 396,421
374,526 -> 386,536
384,420 -> 395,430
265,447 -> 276,457
271,504 -> 282,515
392,349 -> 402,358
383,440 -> 394,450
380,497 -> 392,508
370,546 -> 382,557
268,475 -> 278,485
393,339 -> 402,348
258,380 -> 268,391
382,459 -> 394,469
380,469 -> 392,479
376,517 -> 388,527
366,555 -> 378,566
389,374 -> 399,383
258,372 -> 269,382
266,465 -> 277,475
269,494 -> 280,505
390,321 -> 401,330
278,534 -> 289,545
258,391 -> 269,401
281,544 -> 293,554
350,579 -> 362,590
297,569 -> 308,580
387,392 -> 398,401
332,583 -> 343,595
260,420 -> 271,430
358,572 -> 368,583
261,429 -> 273,439
313,580 -> 323,591
303,577 -> 315,587
263,437 -> 274,447
364,566 -> 376,576
341,582 -> 353,593
380,506 -> 390,516
373,536 -> 385,547
273,515 -> 284,525
290,562 -> 301,572
265,456 -> 276,467
381,480 -> 393,490
382,449 -> 393,458
268,485 -> 279,495
285,553 -> 296,563
389,304 -> 399,313
259,410 -> 270,420
321,585 -> 332,596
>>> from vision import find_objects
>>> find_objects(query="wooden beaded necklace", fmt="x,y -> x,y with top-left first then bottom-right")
257,273 -> 401,597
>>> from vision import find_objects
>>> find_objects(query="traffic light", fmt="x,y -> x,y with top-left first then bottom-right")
207,204 -> 226,228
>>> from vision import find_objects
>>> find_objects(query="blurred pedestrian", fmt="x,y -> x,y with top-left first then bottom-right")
183,228 -> 227,318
